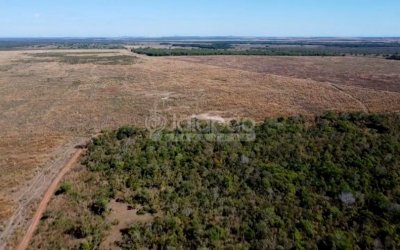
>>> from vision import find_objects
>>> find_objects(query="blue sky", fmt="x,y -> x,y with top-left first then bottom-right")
0,0 -> 399,37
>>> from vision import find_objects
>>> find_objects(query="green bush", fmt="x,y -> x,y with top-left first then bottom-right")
116,126 -> 136,140
90,197 -> 108,216
55,182 -> 72,195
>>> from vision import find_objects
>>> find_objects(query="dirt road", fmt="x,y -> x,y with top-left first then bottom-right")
0,138 -> 86,250
16,147 -> 85,250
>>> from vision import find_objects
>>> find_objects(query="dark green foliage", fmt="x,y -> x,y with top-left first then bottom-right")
84,113 -> 400,249
68,222 -> 104,250
386,54 -> 400,60
92,137 -> 103,146
172,42 -> 233,49
116,126 -> 136,140
79,241 -> 93,250
55,181 -> 72,195
90,197 -> 108,216
67,223 -> 93,239
132,40 -> 400,57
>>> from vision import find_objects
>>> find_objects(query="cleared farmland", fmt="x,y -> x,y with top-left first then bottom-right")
172,56 -> 400,93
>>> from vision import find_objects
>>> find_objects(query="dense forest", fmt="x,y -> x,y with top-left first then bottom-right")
55,112 -> 400,249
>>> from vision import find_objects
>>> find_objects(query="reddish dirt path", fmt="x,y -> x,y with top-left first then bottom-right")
16,148 -> 85,250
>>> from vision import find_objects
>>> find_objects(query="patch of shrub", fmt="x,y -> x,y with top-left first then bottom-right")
90,197 -> 108,216
55,182 -> 72,195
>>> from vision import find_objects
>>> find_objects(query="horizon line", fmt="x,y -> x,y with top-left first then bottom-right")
1,36 -> 400,39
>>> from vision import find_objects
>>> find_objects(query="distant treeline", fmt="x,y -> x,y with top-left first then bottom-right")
160,41 -> 400,48
171,43 -> 233,49
254,41 -> 400,48
386,54 -> 400,60
0,38 -> 125,50
171,41 -> 400,48
132,47 -> 338,56
150,41 -> 400,57
0,42 -> 124,50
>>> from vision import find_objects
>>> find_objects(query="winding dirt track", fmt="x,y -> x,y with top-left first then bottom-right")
16,148 -> 85,250
0,139 -> 87,250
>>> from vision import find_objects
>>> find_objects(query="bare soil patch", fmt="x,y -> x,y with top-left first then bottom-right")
100,200 -> 156,250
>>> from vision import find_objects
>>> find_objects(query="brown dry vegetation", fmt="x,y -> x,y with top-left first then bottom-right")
173,56 -> 400,92
0,49 -> 400,248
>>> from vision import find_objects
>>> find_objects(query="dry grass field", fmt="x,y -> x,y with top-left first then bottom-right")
174,56 -> 400,93
1,49 -> 400,248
